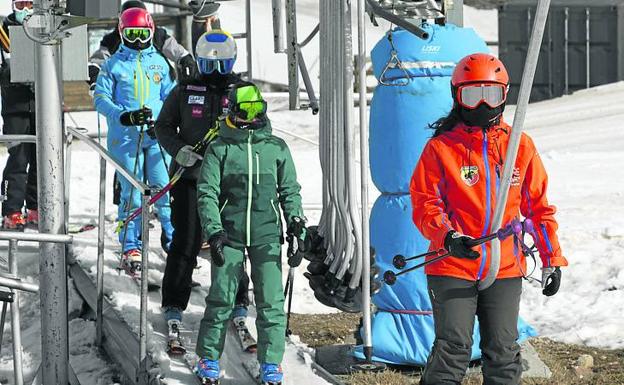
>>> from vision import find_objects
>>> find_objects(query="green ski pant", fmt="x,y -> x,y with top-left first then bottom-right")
196,243 -> 286,364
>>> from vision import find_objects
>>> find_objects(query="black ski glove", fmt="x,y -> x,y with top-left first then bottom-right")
177,54 -> 200,84
542,267 -> 562,296
146,120 -> 157,139
87,63 -> 100,86
120,106 -> 153,126
286,216 -> 307,267
208,231 -> 228,267
444,230 -> 480,260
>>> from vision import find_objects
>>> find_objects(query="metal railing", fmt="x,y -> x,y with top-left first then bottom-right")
0,231 -> 72,385
66,126 -> 156,385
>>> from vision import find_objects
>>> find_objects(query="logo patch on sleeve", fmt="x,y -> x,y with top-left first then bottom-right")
192,106 -> 203,118
186,85 -> 207,92
460,166 -> 479,186
188,95 -> 205,105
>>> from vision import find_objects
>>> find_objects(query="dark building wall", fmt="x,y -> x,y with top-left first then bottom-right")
499,1 -> 623,103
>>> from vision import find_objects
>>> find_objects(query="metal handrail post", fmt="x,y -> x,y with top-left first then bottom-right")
286,0 -> 299,109
9,240 -> 24,385
138,194 -> 150,384
96,156 -> 106,346
272,0 -> 286,53
357,0 -> 373,364
246,0 -> 253,80
0,135 -> 38,143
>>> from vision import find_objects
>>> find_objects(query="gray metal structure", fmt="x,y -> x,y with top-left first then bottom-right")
498,0 -> 624,103
481,0 -> 551,290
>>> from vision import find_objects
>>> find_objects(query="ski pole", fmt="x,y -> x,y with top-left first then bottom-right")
120,128 -> 146,253
392,249 -> 446,270
115,125 -> 219,233
382,220 -> 529,286
285,266 -> 295,337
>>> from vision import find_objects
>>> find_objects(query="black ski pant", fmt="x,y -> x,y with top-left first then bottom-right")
161,178 -> 250,311
1,113 -> 37,216
421,276 -> 522,385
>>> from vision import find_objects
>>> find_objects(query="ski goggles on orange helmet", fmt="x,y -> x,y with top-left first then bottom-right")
456,83 -> 508,109
122,27 -> 152,44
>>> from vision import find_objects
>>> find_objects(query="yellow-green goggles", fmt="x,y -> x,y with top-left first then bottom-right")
122,27 -> 152,44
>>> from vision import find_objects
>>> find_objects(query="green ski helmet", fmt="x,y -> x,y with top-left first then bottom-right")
226,82 -> 267,127
196,30 -> 237,75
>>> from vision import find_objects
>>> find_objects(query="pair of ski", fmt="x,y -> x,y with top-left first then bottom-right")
167,316 -> 258,357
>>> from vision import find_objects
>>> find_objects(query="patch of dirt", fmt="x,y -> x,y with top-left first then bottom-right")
289,313 -> 361,348
291,313 -> 624,385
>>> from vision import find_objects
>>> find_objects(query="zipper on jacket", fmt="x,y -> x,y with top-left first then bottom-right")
255,152 -> 260,185
246,130 -> 253,246
477,131 -> 492,281
270,199 -> 280,225
495,164 -> 501,196
219,198 -> 229,214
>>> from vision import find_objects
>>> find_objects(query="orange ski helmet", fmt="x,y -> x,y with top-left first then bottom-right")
452,53 -> 509,87
452,53 -> 510,110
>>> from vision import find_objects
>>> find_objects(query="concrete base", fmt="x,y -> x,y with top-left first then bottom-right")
315,340 -> 552,379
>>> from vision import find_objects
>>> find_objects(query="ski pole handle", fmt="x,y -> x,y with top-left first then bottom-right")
383,251 -> 451,286
392,249 -> 446,270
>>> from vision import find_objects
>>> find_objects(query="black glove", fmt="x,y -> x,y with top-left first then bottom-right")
177,54 -> 200,84
208,231 -> 228,267
146,120 -> 156,139
444,230 -> 480,260
286,216 -> 307,267
542,267 -> 561,297
87,63 -> 100,86
120,106 -> 153,126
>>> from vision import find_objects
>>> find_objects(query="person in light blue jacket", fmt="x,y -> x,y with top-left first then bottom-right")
94,7 -> 175,269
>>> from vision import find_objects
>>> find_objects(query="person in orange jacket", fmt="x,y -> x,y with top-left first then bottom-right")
409,53 -> 568,385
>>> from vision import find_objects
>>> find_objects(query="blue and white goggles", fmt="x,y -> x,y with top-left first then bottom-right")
197,57 -> 235,75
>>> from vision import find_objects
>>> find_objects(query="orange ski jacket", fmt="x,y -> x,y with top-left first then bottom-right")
410,121 -> 568,281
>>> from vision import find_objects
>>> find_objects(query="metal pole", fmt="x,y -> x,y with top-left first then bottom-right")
564,7 -> 569,94
357,0 -> 373,364
0,276 -> 39,293
272,0 -> 286,53
9,240 -> 24,385
444,0 -> 464,26
586,7 -> 591,89
96,157 -> 106,346
33,1 -> 69,382
138,194 -> 150,384
285,0 -> 299,109
245,0 -> 253,80
479,0 -> 551,291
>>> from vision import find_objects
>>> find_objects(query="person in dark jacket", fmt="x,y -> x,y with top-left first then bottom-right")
0,0 -> 38,230
155,30 -> 250,325
194,82 -> 307,385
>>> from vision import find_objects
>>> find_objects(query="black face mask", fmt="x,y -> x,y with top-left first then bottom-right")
200,72 -> 229,87
123,38 -> 152,51
458,103 -> 504,128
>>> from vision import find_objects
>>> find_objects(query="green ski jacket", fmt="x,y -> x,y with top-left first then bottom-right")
197,118 -> 304,247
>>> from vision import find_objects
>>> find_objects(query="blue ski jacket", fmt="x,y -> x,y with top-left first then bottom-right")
94,44 -> 175,133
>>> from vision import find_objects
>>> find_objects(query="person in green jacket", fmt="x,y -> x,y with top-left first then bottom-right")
195,82 -> 306,385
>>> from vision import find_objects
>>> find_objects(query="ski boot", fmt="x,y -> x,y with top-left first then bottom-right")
2,212 -> 25,231
260,363 -> 283,385
231,306 -> 257,353
121,249 -> 142,277
26,209 -> 38,229
164,307 -> 186,355
194,358 -> 220,384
